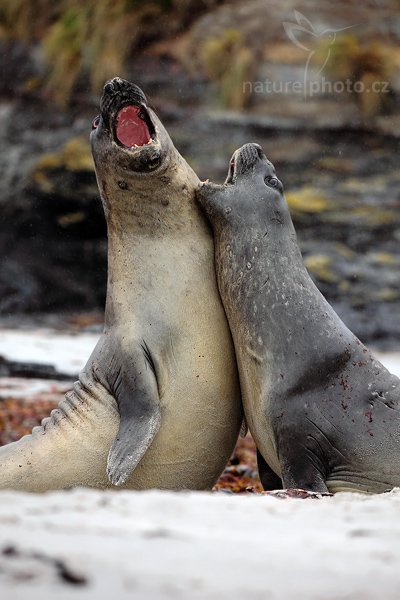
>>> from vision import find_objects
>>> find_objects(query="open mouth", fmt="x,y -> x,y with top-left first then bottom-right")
114,104 -> 156,150
225,156 -> 237,185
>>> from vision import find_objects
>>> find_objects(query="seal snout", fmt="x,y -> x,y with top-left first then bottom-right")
225,143 -> 267,184
101,77 -> 148,107
239,143 -> 265,167
100,78 -> 149,130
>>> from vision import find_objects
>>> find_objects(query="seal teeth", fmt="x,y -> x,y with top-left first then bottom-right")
131,138 -> 153,150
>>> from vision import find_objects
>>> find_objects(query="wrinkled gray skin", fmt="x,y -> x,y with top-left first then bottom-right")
197,142 -> 400,494
0,78 -> 241,492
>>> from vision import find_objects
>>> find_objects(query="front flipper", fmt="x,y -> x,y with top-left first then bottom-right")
278,432 -> 329,494
257,449 -> 282,491
105,342 -> 161,486
279,456 -> 329,494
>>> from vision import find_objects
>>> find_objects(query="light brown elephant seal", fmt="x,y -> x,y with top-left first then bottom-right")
0,78 -> 241,491
197,142 -> 400,494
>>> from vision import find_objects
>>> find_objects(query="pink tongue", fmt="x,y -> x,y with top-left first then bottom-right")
116,105 -> 150,147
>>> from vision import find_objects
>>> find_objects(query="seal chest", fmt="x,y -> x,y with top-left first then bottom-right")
197,142 -> 400,495
0,79 -> 242,492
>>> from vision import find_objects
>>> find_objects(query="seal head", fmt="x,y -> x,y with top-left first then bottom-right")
91,77 -> 173,189
197,143 -> 288,234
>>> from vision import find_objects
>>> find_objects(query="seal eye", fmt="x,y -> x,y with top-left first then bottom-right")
265,176 -> 279,188
92,115 -> 101,130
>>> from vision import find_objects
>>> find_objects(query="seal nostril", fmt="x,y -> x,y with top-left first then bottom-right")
104,82 -> 114,94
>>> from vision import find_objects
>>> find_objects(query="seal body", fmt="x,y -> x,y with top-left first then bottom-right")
0,79 -> 241,492
197,142 -> 400,494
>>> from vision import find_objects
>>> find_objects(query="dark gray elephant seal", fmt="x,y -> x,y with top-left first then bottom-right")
0,78 -> 241,492
196,142 -> 400,494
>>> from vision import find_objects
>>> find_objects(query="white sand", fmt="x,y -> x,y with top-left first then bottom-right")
0,329 -> 98,375
0,488 -> 400,599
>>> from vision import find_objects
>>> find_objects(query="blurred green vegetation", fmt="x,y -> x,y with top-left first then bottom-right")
315,34 -> 394,117
199,29 -> 255,109
0,0 -> 220,105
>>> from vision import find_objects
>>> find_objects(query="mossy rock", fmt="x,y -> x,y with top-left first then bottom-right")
348,206 -> 397,227
371,252 -> 400,266
373,288 -> 399,302
333,243 -> 356,259
316,157 -> 354,174
31,136 -> 93,195
286,187 -> 332,214
27,136 -> 99,209
35,137 -> 93,173
304,254 -> 338,283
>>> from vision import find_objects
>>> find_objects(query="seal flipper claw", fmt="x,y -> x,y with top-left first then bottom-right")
106,349 -> 161,486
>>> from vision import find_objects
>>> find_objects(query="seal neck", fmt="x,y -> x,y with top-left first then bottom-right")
103,155 -> 208,328
223,215 -> 354,395
102,152 -> 200,236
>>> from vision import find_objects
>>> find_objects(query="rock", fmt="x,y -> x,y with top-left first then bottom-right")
0,357 -> 72,380
0,99 -> 106,313
0,2 -> 399,344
